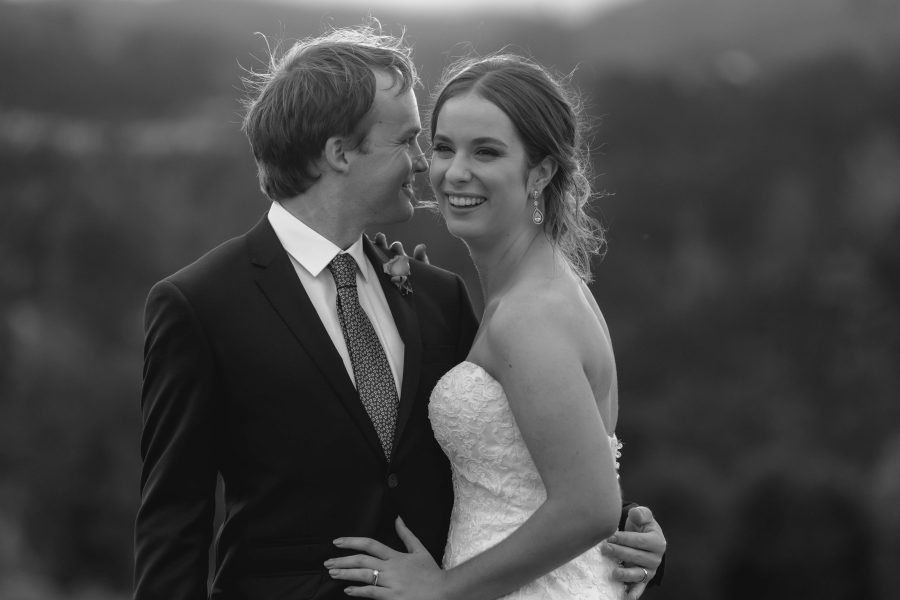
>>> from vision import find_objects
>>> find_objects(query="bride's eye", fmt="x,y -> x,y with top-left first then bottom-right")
432,143 -> 454,157
475,147 -> 500,159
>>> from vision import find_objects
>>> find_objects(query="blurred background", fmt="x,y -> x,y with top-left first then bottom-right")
1,0 -> 899,598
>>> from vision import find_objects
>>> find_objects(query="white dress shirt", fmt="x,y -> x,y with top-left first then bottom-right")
267,201 -> 404,397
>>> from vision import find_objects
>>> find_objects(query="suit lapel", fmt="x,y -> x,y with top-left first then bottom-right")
363,238 -> 422,460
246,216 -> 388,463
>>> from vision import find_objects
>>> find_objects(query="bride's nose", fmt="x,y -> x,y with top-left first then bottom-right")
445,154 -> 471,184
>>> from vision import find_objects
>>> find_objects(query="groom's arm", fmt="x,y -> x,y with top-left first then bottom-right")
134,280 -> 218,600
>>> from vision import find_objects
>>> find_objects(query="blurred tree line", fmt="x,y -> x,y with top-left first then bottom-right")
1,0 -> 898,598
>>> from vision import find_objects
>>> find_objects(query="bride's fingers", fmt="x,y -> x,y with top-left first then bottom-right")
343,584 -> 390,599
395,516 -> 427,553
326,567 -> 380,584
389,240 -> 407,257
412,243 -> 430,264
372,232 -> 389,251
324,553 -> 381,571
333,537 -> 395,560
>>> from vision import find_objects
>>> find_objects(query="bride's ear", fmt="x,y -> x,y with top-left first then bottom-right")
528,156 -> 558,192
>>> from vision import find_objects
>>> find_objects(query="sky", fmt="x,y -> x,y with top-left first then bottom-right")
0,0 -> 650,25
255,0 -> 639,21
7,0 -> 640,23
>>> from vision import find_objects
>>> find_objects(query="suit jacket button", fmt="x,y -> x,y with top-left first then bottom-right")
387,473 -> 399,488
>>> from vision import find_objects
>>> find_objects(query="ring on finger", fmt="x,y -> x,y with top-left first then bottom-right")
638,567 -> 648,584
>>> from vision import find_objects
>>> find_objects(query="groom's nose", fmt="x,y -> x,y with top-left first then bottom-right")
413,153 -> 428,173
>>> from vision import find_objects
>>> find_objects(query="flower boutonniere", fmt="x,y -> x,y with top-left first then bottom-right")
383,255 -> 413,295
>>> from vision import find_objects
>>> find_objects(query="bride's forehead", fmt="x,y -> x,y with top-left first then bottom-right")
436,95 -> 516,137
439,93 -> 504,118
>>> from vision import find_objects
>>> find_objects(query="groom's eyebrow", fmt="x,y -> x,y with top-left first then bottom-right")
397,125 -> 422,140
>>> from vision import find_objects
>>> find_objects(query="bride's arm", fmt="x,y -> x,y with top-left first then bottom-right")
433,301 -> 622,600
327,299 -> 623,600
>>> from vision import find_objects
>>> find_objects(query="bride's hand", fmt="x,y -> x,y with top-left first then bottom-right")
325,516 -> 447,599
372,232 -> 430,264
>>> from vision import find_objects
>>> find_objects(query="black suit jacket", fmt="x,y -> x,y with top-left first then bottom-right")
134,215 -> 479,600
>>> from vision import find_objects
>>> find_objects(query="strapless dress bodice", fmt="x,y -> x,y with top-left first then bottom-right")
429,361 -> 625,600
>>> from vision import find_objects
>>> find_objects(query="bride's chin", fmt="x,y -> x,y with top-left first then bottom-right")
444,218 -> 475,239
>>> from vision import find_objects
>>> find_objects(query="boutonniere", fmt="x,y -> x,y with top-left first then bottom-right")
383,255 -> 413,295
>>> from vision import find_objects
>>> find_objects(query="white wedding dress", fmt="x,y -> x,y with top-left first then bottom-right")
429,361 -> 625,600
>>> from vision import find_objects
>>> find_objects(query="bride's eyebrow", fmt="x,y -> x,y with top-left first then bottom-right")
431,134 -> 507,148
471,137 -> 508,148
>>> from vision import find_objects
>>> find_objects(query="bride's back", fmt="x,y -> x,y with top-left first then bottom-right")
430,258 -> 626,600
467,256 -> 619,435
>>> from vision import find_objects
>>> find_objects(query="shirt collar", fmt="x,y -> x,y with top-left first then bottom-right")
267,201 -> 372,281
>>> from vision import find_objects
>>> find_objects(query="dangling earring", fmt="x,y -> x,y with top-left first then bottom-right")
531,190 -> 544,225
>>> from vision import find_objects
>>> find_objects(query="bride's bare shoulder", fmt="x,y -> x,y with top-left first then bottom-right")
481,281 -> 592,361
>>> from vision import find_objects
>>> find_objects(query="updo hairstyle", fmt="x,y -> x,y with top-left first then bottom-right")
430,53 -> 605,281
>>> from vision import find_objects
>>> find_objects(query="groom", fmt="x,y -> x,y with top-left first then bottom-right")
134,25 -> 664,600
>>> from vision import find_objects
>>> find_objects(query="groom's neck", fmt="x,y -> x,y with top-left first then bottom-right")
279,189 -> 363,251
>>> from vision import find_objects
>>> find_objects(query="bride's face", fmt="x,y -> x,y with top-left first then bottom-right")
429,92 -> 535,243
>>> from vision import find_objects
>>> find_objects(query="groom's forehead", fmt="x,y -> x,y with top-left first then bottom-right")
370,83 -> 421,129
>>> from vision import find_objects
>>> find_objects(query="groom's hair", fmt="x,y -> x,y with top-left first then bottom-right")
241,22 -> 417,200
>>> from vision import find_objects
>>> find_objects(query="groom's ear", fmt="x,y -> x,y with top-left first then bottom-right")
322,136 -> 352,174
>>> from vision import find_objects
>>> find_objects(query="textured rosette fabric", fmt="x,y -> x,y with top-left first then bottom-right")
429,361 -> 625,600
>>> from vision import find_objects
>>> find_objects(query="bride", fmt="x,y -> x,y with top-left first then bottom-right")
329,54 -> 638,600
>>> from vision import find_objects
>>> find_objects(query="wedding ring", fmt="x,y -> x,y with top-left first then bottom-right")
372,569 -> 380,586
638,567 -> 648,584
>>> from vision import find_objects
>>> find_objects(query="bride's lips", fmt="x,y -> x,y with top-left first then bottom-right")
446,193 -> 487,208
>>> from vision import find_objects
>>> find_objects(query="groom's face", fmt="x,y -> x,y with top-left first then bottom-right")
343,70 -> 428,229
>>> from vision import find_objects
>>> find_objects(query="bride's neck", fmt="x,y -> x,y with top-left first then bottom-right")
468,230 -> 553,301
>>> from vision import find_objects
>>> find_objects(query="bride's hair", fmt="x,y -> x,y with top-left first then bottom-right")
429,53 -> 605,282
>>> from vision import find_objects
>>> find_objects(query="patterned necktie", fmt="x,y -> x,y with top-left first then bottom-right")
327,253 -> 399,458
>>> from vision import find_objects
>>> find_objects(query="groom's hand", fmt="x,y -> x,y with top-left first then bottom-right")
601,506 -> 666,600
372,232 -> 430,264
